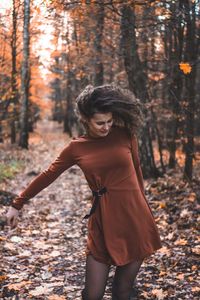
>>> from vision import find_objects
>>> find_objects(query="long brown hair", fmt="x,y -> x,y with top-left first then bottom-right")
75,83 -> 144,134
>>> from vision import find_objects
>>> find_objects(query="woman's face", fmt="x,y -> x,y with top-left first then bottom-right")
86,112 -> 113,138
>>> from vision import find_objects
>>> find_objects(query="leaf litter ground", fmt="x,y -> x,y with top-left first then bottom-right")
0,120 -> 199,300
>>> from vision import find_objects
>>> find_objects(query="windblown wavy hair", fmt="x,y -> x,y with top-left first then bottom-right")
75,84 -> 144,134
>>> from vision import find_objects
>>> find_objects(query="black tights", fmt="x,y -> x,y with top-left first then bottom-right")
82,254 -> 143,300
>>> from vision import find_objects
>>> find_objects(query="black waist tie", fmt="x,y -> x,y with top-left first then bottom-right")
83,187 -> 107,220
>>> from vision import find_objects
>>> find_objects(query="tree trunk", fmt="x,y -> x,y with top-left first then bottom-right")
19,0 -> 30,148
168,1 -> 184,168
120,4 -> 159,178
10,0 -> 19,144
183,0 -> 197,180
93,0 -> 104,86
63,27 -> 77,136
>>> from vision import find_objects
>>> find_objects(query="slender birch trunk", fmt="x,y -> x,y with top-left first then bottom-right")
10,0 -> 19,144
19,0 -> 30,148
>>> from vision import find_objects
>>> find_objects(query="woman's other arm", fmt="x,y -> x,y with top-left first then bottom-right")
130,134 -> 145,192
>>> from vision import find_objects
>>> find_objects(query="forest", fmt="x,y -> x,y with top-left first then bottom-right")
0,0 -> 199,299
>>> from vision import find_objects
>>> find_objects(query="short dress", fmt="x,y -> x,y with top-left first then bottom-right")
12,126 -> 162,266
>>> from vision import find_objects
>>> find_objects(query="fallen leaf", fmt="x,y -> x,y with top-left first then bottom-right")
4,242 -> 17,252
7,281 -> 32,291
0,275 -> 8,282
188,192 -> 196,202
159,202 -> 166,209
157,246 -> 171,256
159,271 -> 167,276
191,286 -> 200,292
166,232 -> 174,240
191,245 -> 200,255
29,285 -> 54,296
18,250 -> 32,258
152,288 -> 167,299
50,250 -> 61,257
180,208 -> 189,217
174,238 -> 188,246
10,236 -> 23,243
48,295 -> 66,300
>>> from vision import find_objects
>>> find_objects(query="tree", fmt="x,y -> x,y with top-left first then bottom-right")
10,0 -> 20,143
120,4 -> 158,177
19,0 -> 30,148
93,0 -> 105,86
183,0 -> 198,180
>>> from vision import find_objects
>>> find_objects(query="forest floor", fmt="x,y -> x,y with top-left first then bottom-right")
0,119 -> 199,300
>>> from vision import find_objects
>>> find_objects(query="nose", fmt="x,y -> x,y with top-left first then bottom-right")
103,123 -> 109,131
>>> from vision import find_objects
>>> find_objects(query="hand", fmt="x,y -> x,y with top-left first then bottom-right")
6,207 -> 20,228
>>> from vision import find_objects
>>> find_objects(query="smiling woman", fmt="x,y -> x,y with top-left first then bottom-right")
76,84 -> 143,135
6,83 -> 162,300
82,112 -> 113,138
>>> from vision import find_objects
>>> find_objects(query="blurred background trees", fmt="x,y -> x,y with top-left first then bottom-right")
0,0 -> 199,180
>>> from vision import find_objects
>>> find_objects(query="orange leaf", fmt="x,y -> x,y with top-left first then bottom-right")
174,238 -> 188,246
7,281 -> 32,291
179,62 -> 192,74
192,286 -> 200,292
158,246 -> 171,256
48,295 -> 66,300
35,7 -> 41,14
159,270 -> 167,276
0,275 -> 8,283
188,192 -> 196,202
159,202 -> 166,209
188,276 -> 193,281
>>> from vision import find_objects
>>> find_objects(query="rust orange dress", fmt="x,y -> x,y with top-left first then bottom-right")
12,126 -> 162,266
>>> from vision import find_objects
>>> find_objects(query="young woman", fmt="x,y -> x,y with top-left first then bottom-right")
6,84 -> 162,300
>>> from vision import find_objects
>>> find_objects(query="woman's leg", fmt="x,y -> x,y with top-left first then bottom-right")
112,259 -> 143,300
82,254 -> 110,300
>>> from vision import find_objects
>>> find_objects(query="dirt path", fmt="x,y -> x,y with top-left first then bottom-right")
0,120 -> 199,299
0,120 -> 91,299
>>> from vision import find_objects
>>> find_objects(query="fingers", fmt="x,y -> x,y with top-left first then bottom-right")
10,216 -> 18,229
0,216 -> 7,230
6,213 -> 18,229
5,207 -> 19,229
7,215 -> 13,227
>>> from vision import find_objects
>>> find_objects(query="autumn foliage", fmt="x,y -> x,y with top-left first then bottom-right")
0,0 -> 199,178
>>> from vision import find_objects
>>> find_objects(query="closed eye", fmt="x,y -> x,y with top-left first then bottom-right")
96,119 -> 113,125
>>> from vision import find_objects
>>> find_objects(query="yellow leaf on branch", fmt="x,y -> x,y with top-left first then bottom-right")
179,62 -> 192,74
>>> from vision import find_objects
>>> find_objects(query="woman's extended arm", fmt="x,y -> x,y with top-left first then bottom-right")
8,141 -> 76,211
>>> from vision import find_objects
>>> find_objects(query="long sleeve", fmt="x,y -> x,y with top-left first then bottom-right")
11,141 -> 76,210
130,134 -> 145,192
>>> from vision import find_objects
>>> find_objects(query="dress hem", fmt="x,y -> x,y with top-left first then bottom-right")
85,244 -> 162,267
